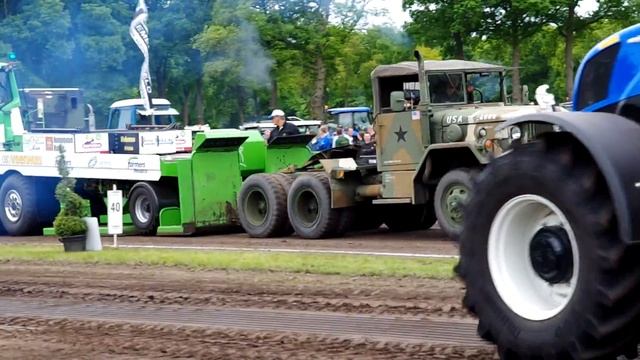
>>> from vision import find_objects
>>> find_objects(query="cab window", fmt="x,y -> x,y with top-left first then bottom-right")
0,71 -> 11,107
429,73 -> 464,104
576,43 -> 621,110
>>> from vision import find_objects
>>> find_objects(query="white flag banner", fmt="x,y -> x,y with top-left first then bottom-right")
130,0 -> 152,111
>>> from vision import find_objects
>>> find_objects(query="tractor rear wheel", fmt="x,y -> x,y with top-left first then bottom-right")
237,174 -> 290,238
458,139 -> 640,359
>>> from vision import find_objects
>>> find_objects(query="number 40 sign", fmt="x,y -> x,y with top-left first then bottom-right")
107,187 -> 123,236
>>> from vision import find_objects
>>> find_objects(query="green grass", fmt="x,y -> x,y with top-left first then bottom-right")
0,244 -> 456,279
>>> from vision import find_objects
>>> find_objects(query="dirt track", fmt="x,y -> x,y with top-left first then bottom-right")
0,262 -> 496,359
0,226 -> 459,256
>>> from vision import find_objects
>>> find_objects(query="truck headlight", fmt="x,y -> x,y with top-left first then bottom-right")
510,126 -> 521,140
478,127 -> 487,138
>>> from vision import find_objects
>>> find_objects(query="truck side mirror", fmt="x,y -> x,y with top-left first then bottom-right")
390,91 -> 405,112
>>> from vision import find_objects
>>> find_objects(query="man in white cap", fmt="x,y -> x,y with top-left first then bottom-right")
267,109 -> 299,143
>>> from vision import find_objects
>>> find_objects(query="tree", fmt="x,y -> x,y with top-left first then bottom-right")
481,0 -> 556,103
195,0 -> 274,126
549,0 -> 632,98
403,0 -> 482,59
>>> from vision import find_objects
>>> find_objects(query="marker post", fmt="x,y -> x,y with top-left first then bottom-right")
107,184 -> 123,248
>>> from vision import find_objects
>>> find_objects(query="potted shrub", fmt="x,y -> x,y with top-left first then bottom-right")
54,146 -> 87,252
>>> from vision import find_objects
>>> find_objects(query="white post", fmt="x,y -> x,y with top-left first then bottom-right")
107,184 -> 123,248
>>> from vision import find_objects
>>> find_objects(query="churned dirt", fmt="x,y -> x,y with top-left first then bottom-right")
0,254 -> 495,358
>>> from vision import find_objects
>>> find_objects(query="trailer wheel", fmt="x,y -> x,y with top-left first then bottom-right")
128,182 -> 168,236
434,168 -> 473,239
0,174 -> 39,235
287,173 -> 342,239
383,204 -> 436,232
458,140 -> 640,359
237,174 -> 290,238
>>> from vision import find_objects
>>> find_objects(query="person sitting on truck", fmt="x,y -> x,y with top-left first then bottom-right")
332,127 -> 352,148
309,125 -> 332,152
267,109 -> 300,143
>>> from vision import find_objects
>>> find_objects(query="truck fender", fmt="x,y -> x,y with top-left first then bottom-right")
502,111 -> 640,244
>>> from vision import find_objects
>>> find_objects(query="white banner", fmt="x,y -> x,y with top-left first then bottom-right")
130,0 -> 152,111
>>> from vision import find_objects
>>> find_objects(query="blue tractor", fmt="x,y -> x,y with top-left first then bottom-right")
458,24 -> 640,359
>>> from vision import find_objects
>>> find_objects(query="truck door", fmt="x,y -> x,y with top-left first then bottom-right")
375,110 -> 425,172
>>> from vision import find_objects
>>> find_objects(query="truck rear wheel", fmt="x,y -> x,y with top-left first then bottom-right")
129,182 -> 176,236
0,174 -> 39,235
287,173 -> 343,239
237,174 -> 290,238
434,168 -> 473,239
458,140 -> 640,359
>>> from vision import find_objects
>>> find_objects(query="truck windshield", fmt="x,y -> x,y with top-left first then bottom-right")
429,73 -> 465,104
466,72 -> 503,103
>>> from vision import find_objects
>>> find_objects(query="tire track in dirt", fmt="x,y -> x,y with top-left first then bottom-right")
0,316 -> 497,359
0,263 -> 470,319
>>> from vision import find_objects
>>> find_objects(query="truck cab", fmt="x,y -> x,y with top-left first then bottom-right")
19,88 -> 92,131
105,98 -> 179,130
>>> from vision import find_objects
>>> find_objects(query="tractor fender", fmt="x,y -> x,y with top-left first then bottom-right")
502,111 -> 640,244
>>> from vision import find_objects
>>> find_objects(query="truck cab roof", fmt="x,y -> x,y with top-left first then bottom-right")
110,98 -> 172,108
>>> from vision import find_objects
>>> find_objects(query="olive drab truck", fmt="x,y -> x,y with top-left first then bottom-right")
0,60 -> 312,237
236,52 -> 563,239
457,23 -> 640,359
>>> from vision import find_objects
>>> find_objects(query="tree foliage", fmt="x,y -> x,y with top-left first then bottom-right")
0,0 -> 634,126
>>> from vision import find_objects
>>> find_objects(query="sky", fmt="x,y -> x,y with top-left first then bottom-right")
366,1 -> 411,28
365,0 -> 600,28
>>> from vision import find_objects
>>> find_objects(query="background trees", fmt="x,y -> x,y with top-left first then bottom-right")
0,0 -> 634,126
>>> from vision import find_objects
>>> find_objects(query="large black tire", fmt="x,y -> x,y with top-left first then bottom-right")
129,182 -> 177,235
271,173 -> 296,236
0,174 -> 40,235
287,173 -> 343,239
434,168 -> 474,239
458,139 -> 640,359
383,204 -> 436,232
237,174 -> 290,238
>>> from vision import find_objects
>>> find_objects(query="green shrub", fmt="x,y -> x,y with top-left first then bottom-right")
53,146 -> 87,238
53,215 -> 87,237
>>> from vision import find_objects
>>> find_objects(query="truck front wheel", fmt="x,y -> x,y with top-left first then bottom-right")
434,168 -> 474,239
458,140 -> 640,359
0,174 -> 39,235
128,182 -> 170,236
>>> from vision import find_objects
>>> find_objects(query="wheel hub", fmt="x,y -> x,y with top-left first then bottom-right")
4,190 -> 22,223
295,190 -> 320,227
529,226 -> 573,284
245,189 -> 268,226
445,186 -> 468,224
134,195 -> 151,224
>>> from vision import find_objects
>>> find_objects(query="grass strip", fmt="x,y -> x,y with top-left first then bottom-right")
0,244 -> 456,279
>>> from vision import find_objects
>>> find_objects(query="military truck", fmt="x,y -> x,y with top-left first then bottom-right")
236,53 -> 560,239
457,24 -> 640,360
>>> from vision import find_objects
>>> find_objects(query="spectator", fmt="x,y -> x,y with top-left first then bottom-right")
267,109 -> 300,143
347,127 -> 361,144
360,132 -> 376,156
309,125 -> 332,152
332,128 -> 351,148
